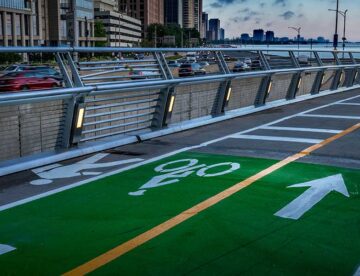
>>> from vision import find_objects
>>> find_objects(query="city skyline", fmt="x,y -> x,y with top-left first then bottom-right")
204,0 -> 360,41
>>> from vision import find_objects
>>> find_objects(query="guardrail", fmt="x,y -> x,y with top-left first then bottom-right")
0,46 -> 359,175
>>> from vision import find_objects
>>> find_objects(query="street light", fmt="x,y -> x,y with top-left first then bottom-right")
329,8 -> 348,51
288,26 -> 301,50
332,0 -> 340,50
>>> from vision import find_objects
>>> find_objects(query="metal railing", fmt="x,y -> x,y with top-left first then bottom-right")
0,46 -> 359,174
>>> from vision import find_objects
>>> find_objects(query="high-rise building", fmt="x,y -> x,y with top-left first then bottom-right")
94,0 -> 142,47
208,18 -> 220,40
253,29 -> 264,42
118,0 -> 163,36
164,0 -> 183,27
193,0 -> 200,31
182,0 -> 194,29
0,0 -> 46,47
265,30 -> 274,42
219,28 -> 224,41
47,0 -> 98,46
201,12 -> 207,39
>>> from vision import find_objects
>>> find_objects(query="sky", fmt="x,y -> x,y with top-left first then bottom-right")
204,0 -> 360,41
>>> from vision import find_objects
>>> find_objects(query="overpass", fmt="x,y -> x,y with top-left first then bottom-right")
0,47 -> 359,275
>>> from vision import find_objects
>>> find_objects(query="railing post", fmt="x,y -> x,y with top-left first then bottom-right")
69,96 -> 86,145
211,51 -> 232,116
65,52 -> 84,87
286,72 -> 302,100
311,70 -> 325,95
154,52 -> 174,79
254,75 -> 272,107
55,53 -> 73,88
331,52 -> 343,90
151,85 -> 176,129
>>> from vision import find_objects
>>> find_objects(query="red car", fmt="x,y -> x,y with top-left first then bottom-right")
0,71 -> 62,92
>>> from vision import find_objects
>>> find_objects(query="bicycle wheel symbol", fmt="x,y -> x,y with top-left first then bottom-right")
129,159 -> 240,196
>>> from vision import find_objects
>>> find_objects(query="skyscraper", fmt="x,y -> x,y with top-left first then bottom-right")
220,28 -> 224,41
201,12 -> 208,39
118,0 -> 164,35
253,29 -> 264,42
164,0 -> 183,27
209,18 -> 220,40
266,31 -> 274,42
182,0 -> 194,29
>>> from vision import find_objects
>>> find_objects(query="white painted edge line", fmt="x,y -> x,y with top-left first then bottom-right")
299,114 -> 360,120
0,93 -> 360,213
229,134 -> 323,144
336,102 -> 360,106
261,126 -> 342,134
0,244 -> 16,256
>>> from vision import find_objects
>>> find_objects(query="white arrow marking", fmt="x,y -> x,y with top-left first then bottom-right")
275,174 -> 350,220
0,244 -> 16,256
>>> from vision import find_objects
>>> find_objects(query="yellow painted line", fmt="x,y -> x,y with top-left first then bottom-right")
63,122 -> 360,276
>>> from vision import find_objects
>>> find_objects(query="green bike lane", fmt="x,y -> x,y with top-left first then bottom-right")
0,152 -> 359,275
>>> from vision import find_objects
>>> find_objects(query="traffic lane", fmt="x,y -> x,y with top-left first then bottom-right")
0,89 -> 359,206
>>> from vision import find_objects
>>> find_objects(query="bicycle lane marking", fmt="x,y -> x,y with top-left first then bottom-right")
63,121 -> 360,275
1,93 -> 359,213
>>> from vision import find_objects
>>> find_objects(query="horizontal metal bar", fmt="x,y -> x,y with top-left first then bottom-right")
83,111 -> 154,127
82,73 -> 161,81
81,125 -> 149,142
82,118 -> 151,134
86,98 -> 157,111
85,92 -> 160,103
78,59 -> 157,65
0,46 -> 359,54
84,105 -> 156,119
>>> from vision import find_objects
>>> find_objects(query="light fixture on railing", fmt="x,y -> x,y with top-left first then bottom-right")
267,81 -> 273,94
168,95 -> 175,112
297,77 -> 302,90
76,107 -> 85,129
226,87 -> 232,102
339,71 -> 344,84
354,71 -> 359,83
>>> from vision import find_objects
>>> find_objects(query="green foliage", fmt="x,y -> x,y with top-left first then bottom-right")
146,24 -> 201,47
94,20 -> 107,47
0,53 -> 22,64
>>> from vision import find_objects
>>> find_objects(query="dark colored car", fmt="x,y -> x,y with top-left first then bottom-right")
0,72 -> 62,92
233,62 -> 250,72
178,63 -> 206,77
134,53 -> 145,60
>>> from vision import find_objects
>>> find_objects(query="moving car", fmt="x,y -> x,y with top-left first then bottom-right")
0,72 -> 62,92
178,63 -> 206,77
198,61 -> 210,68
244,58 -> 252,65
134,53 -> 145,60
233,62 -> 250,72
167,60 -> 181,67
129,69 -> 159,80
0,65 -> 63,80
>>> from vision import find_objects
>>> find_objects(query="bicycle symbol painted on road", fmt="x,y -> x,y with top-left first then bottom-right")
129,158 -> 240,196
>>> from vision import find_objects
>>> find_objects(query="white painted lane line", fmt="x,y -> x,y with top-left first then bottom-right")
229,134 -> 323,144
299,114 -> 360,120
261,126 -> 342,134
1,94 -> 360,212
0,244 -> 16,256
336,102 -> 360,106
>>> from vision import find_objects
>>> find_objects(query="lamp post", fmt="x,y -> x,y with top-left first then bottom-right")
288,26 -> 301,51
332,0 -> 340,50
329,8 -> 348,51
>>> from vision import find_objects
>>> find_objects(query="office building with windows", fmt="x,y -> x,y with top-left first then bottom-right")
118,0 -> 163,36
164,0 -> 183,27
208,18 -> 220,41
94,0 -> 142,47
0,0 -> 45,47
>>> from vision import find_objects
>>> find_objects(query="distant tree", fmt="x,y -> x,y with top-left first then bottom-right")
94,20 -> 107,47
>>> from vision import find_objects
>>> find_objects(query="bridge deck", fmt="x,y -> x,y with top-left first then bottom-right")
0,89 -> 359,275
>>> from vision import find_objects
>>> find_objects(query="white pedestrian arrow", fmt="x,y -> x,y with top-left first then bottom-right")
275,174 -> 350,220
0,244 -> 16,256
